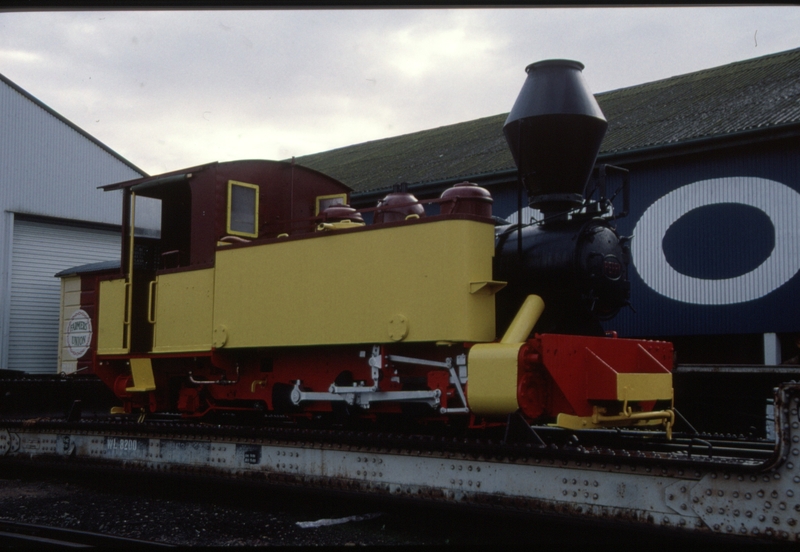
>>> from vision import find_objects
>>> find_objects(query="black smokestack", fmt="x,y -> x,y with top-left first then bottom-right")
503,60 -> 607,215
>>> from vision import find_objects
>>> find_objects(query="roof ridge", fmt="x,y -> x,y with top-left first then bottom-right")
0,71 -> 148,177
598,46 -> 800,98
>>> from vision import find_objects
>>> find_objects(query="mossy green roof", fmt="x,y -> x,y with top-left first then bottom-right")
295,47 -> 800,194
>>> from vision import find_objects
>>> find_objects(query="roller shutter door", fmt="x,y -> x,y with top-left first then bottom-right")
9,219 -> 120,373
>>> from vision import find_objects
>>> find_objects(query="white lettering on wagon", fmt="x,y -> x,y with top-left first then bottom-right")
65,309 -> 92,358
632,177 -> 800,305
106,438 -> 139,452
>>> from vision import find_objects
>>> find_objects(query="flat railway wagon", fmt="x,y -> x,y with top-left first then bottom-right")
0,60 -> 797,545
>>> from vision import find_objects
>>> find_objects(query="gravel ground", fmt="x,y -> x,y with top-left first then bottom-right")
0,465 -> 776,548
2,464 -> 566,547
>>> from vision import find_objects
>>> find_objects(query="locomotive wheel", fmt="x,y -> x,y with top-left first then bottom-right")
331,371 -> 355,423
271,383 -> 299,414
400,383 -> 436,420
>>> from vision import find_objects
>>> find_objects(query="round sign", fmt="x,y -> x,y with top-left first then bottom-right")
65,309 -> 92,358
632,177 -> 800,305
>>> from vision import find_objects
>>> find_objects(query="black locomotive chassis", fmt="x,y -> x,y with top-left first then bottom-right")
1,384 -> 799,544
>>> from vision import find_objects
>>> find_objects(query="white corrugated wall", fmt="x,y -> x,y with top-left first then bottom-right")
0,76 -> 151,226
0,74 -> 160,373
8,219 -> 121,373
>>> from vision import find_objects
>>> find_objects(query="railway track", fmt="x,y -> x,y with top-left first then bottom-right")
0,520 -> 175,549
0,415 -> 777,469
0,383 -> 798,544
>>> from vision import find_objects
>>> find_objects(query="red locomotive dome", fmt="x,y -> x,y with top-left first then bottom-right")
439,181 -> 493,217
374,183 -> 425,224
321,204 -> 364,224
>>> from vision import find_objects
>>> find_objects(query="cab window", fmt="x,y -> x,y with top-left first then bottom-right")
227,180 -> 259,238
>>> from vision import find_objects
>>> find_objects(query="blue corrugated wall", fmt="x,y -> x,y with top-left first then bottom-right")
490,138 -> 800,337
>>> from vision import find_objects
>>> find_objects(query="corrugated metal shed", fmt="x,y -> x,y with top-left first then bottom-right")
295,47 -> 800,193
9,219 -> 121,373
0,73 -> 158,371
609,140 -> 800,338
0,73 -> 153,225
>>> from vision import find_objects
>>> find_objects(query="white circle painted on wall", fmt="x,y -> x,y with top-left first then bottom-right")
65,309 -> 92,358
632,177 -> 800,305
501,206 -> 542,226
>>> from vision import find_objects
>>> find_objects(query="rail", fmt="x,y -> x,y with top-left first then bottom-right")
0,519 -> 175,549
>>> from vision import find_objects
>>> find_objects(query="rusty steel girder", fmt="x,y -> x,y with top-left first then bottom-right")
1,383 -> 799,544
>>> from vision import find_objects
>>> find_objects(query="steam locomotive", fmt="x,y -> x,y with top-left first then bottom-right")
57,60 -> 674,433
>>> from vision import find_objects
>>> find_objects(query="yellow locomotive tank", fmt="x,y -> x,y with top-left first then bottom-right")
212,217 -> 498,349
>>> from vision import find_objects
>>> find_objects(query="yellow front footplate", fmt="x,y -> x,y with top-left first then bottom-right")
556,408 -> 675,439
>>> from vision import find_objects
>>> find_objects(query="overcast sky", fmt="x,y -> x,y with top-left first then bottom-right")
1,7 -> 798,176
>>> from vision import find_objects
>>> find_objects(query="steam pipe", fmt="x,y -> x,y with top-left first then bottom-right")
501,295 -> 545,344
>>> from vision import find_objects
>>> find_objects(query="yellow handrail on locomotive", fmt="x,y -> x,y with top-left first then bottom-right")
123,191 -> 137,350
